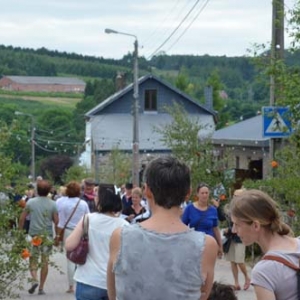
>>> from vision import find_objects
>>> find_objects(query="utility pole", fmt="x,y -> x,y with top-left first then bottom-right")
105,28 -> 140,186
132,39 -> 139,187
269,0 -> 284,176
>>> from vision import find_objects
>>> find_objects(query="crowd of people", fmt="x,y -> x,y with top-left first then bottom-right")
12,155 -> 299,300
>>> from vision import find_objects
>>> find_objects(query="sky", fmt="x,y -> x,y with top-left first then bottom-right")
0,0 -> 297,60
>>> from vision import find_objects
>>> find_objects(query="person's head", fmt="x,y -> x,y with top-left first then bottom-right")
65,181 -> 81,198
132,187 -> 142,205
233,188 -> 245,197
36,175 -> 43,182
208,282 -> 237,300
196,182 -> 210,204
84,178 -> 95,194
96,183 -> 122,213
58,185 -> 67,196
37,180 -> 52,197
230,189 -> 292,246
125,183 -> 133,196
144,156 -> 190,209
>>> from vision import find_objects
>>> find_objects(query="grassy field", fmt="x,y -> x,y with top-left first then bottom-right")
0,94 -> 81,109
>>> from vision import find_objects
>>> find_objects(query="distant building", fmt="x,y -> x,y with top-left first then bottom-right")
0,75 -> 86,93
81,74 -> 217,173
212,115 -> 270,182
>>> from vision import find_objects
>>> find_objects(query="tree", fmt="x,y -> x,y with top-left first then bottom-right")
242,1 -> 300,234
39,155 -> 73,184
0,121 -> 30,299
154,102 -> 227,197
98,147 -> 131,186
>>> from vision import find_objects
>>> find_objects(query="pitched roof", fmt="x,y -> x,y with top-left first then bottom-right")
212,115 -> 269,147
4,76 -> 85,85
85,74 -> 216,118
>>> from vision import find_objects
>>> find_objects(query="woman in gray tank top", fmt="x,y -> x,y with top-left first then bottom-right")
107,156 -> 218,300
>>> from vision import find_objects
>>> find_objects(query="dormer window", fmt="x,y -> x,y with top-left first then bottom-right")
144,89 -> 157,111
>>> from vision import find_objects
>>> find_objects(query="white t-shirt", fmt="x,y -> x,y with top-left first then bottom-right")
56,196 -> 90,229
74,212 -> 129,289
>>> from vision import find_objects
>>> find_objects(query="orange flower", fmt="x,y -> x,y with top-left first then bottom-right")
21,248 -> 31,259
271,160 -> 278,168
31,236 -> 42,246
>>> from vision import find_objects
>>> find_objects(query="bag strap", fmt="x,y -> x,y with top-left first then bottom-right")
82,214 -> 89,239
263,255 -> 300,271
263,255 -> 300,300
63,199 -> 81,230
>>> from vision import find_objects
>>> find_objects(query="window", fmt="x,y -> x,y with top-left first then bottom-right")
144,89 -> 157,111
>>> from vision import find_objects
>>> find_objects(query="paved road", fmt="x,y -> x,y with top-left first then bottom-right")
17,252 -> 255,300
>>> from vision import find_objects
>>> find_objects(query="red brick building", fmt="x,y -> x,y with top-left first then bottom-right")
0,76 -> 86,93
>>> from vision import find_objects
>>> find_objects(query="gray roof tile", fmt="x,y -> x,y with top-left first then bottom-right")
212,115 -> 270,147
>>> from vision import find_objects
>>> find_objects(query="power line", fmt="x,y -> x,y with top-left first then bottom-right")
141,0 -> 182,47
147,0 -> 202,59
142,0 -> 192,55
166,0 -> 210,53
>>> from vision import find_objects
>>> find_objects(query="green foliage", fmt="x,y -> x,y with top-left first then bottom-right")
0,89 -> 82,99
0,202 -> 29,299
98,147 -> 131,185
206,69 -> 224,113
154,102 -> 227,196
62,165 -> 93,184
242,0 -> 300,233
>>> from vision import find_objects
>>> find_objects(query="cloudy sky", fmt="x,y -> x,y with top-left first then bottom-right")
0,0 -> 297,59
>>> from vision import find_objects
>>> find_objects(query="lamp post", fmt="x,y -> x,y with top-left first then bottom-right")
15,111 -> 35,180
105,28 -> 140,186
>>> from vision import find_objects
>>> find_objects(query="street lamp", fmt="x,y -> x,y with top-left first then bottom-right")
105,28 -> 140,186
15,111 -> 35,180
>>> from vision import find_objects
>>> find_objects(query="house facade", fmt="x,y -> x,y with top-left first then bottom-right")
82,74 -> 216,177
212,115 -> 271,182
0,76 -> 85,93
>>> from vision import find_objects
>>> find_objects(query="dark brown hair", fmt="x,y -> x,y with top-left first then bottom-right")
37,180 -> 52,197
65,181 -> 81,198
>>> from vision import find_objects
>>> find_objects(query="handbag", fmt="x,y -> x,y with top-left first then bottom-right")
223,235 -> 232,253
66,214 -> 89,265
54,199 -> 81,246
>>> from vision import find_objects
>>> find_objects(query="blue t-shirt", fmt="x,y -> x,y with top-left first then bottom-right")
181,204 -> 218,237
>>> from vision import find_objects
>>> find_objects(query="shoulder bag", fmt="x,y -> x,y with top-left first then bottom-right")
263,255 -> 300,300
66,214 -> 89,265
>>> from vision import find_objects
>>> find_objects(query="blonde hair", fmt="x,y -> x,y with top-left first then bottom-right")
230,189 -> 292,236
132,187 -> 142,198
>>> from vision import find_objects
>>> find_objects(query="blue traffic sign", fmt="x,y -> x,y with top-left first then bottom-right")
262,106 -> 292,138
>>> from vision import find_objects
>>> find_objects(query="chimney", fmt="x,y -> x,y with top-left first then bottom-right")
204,86 -> 213,111
115,72 -> 126,91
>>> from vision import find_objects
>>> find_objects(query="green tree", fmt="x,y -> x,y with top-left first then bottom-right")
0,121 -> 30,299
98,147 -> 131,185
39,155 -> 74,184
154,103 -> 226,196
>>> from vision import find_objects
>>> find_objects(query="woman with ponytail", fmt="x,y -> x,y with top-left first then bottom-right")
230,189 -> 300,300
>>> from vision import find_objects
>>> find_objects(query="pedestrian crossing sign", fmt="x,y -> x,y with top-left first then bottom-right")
262,106 -> 292,138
